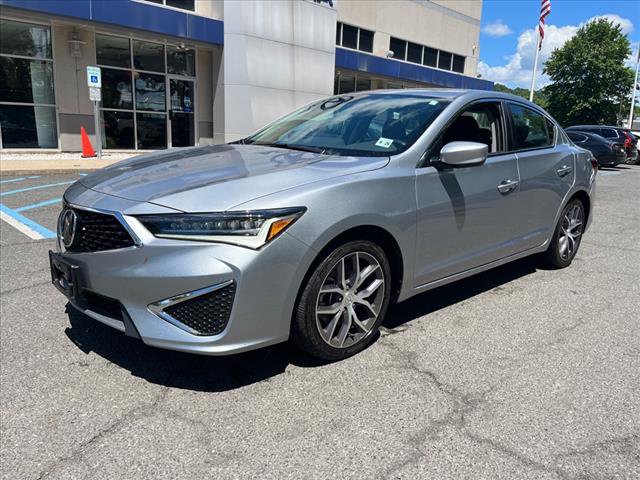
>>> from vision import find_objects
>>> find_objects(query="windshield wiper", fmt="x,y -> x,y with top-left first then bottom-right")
259,142 -> 327,154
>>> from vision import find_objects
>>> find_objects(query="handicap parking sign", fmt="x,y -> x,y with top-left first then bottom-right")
86,66 -> 102,88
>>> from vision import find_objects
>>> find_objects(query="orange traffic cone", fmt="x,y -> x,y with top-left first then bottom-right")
80,126 -> 96,158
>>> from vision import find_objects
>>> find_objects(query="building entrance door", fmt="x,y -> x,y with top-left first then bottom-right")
168,77 -> 195,147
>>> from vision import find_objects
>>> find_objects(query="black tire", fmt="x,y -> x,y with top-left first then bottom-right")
540,198 -> 585,269
291,240 -> 392,361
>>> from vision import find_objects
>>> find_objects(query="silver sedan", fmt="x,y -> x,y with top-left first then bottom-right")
51,90 -> 596,361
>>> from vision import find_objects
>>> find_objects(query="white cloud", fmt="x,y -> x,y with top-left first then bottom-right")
483,20 -> 513,37
589,14 -> 633,35
479,14 -> 635,89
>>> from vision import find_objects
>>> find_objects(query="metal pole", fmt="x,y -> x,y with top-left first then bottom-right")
93,100 -> 102,160
628,46 -> 639,129
529,27 -> 541,102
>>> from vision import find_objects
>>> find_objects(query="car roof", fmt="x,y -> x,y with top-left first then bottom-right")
567,131 -> 608,141
347,88 -> 540,104
567,125 -> 627,130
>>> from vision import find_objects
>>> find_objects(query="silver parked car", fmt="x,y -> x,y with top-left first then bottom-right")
51,90 -> 596,361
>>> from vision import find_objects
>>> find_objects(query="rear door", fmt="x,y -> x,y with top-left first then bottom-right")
507,102 -> 574,249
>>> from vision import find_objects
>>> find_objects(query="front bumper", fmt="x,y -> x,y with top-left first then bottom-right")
52,188 -> 314,355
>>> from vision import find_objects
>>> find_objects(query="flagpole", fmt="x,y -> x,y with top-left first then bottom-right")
627,44 -> 639,129
529,27 -> 541,102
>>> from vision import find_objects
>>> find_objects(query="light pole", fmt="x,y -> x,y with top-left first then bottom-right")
628,45 -> 640,129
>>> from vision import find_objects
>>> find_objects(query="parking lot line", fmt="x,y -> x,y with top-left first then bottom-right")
0,180 -> 75,197
0,203 -> 56,239
0,175 -> 41,185
15,198 -> 62,212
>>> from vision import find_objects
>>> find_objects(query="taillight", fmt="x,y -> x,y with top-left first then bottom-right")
590,158 -> 598,171
623,132 -> 632,147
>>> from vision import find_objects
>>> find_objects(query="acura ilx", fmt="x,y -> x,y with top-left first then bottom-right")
51,90 -> 596,361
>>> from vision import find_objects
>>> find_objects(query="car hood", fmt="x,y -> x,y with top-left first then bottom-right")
80,144 -> 389,212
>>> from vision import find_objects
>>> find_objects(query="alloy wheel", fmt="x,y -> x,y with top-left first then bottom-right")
558,204 -> 583,261
315,251 -> 385,348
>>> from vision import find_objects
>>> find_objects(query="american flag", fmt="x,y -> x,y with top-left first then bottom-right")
539,0 -> 552,49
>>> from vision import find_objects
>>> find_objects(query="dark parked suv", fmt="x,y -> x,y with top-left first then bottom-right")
566,131 -> 626,167
566,125 -> 638,164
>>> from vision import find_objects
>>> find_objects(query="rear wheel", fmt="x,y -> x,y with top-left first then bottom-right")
541,199 -> 585,269
291,241 -> 392,361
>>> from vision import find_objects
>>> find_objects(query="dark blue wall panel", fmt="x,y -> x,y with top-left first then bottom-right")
335,47 -> 493,91
0,0 -> 223,45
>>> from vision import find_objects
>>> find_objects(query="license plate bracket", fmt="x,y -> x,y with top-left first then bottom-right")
49,250 -> 82,301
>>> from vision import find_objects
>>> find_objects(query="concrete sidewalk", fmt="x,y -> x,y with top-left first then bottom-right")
0,152 -> 137,175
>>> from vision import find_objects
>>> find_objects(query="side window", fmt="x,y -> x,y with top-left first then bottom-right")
509,103 -> 554,150
440,102 -> 505,154
601,128 -> 618,139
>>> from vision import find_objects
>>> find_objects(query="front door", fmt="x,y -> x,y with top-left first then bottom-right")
168,78 -> 196,147
413,100 -> 525,287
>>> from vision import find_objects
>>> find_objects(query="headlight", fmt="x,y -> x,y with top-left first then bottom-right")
136,207 -> 306,249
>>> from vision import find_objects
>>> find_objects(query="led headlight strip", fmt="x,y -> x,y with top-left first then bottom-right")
136,207 -> 306,249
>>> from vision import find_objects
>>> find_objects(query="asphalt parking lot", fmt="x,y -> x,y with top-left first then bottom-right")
1,166 -> 639,479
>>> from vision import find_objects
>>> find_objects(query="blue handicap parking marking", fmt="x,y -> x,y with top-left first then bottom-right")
0,175 -> 81,240
0,203 -> 57,239
15,198 -> 62,212
0,175 -> 41,185
0,180 -> 75,197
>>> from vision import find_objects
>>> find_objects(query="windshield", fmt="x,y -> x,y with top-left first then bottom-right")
244,93 -> 450,156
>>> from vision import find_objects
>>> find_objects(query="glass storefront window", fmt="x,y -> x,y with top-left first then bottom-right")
407,43 -> 422,64
338,76 -> 355,94
0,105 -> 57,148
0,20 -> 56,149
452,55 -> 465,74
101,68 -> 133,109
356,78 -> 371,92
166,0 -> 195,10
438,51 -> 452,70
136,113 -> 167,149
96,34 -> 131,68
134,72 -> 166,111
0,19 -> 51,59
102,110 -> 135,149
98,35 -> 197,150
341,25 -> 358,50
0,57 -> 55,104
167,46 -> 196,76
423,48 -> 438,67
133,40 -> 165,72
390,38 -> 406,61
145,0 -> 194,9
359,29 -> 373,53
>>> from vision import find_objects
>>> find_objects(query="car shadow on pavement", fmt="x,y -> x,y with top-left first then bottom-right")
383,256 -> 538,330
64,256 -> 539,392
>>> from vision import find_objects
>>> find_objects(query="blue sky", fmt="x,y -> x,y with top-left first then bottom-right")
478,0 -> 640,88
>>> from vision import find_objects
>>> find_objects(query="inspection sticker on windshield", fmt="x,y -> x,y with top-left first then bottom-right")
375,137 -> 394,148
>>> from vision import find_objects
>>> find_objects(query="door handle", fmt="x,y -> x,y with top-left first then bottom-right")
497,179 -> 519,194
556,165 -> 573,177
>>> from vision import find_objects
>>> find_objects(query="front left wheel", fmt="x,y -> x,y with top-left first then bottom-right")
291,240 -> 392,361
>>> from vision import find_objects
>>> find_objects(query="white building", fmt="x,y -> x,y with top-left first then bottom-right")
0,0 -> 491,153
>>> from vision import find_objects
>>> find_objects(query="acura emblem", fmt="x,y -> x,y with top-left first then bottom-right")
59,209 -> 78,248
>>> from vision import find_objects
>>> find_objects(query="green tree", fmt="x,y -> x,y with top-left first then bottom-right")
543,18 -> 634,126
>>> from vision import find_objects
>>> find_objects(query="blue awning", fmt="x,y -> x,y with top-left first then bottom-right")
0,0 -> 223,45
335,47 -> 493,91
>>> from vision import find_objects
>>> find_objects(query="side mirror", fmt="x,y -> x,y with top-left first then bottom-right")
439,141 -> 488,167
